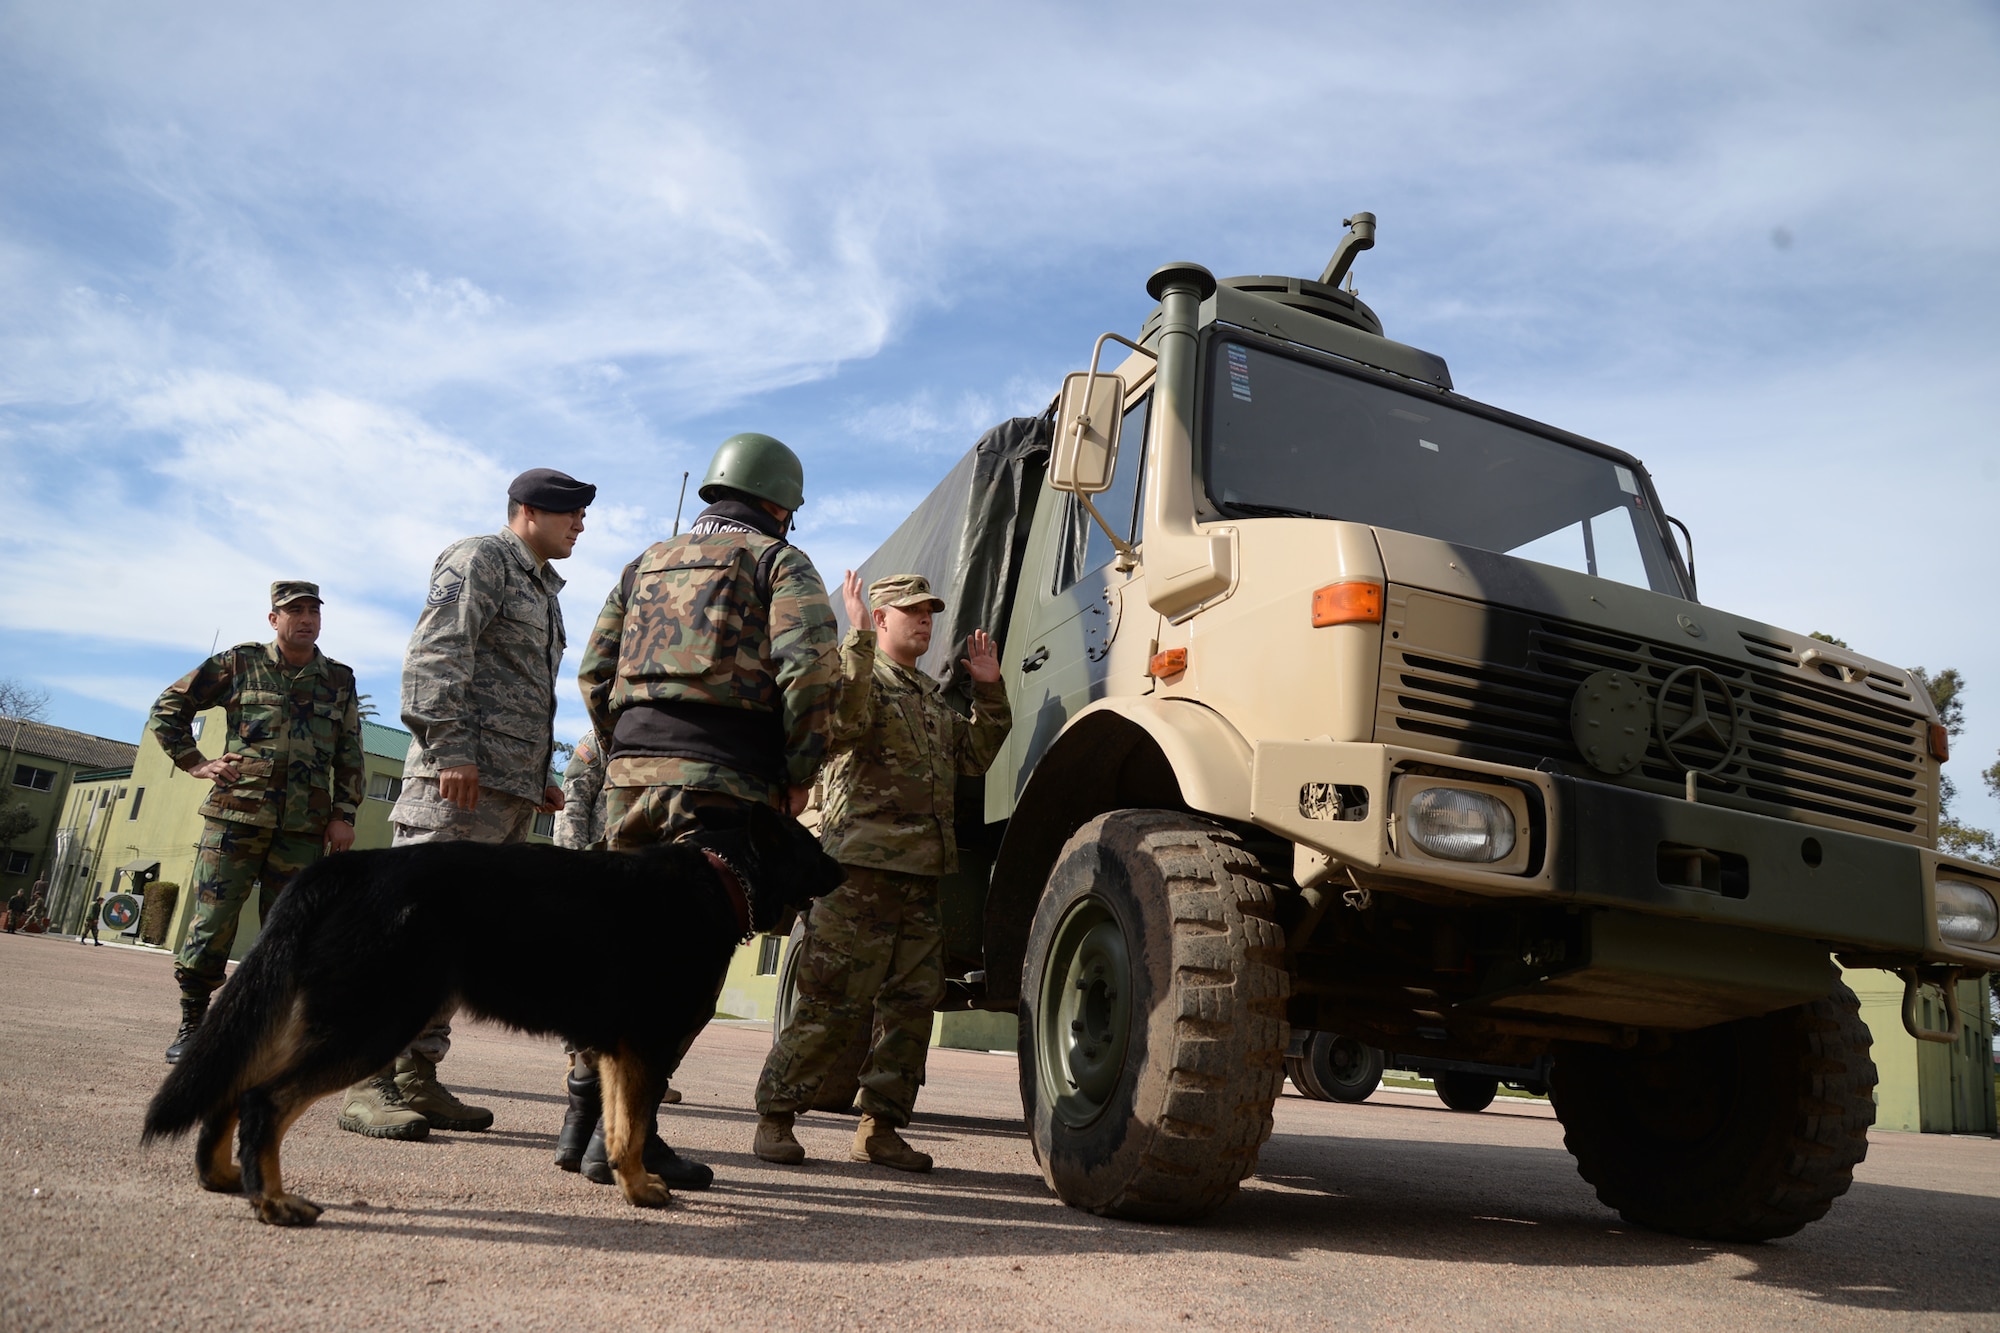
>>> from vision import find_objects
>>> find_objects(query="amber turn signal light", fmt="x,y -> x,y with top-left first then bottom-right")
1929,722 -> 1950,762
1149,648 -> 1188,680
1311,580 -> 1384,627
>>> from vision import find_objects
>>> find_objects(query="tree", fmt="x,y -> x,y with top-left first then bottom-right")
0,793 -> 36,851
356,694 -> 380,722
0,677 -> 50,721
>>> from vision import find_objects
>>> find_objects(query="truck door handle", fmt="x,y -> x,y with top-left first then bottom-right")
1021,646 -> 1049,673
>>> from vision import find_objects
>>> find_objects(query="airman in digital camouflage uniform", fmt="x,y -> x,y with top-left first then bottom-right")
336,468 -> 590,1142
753,570 -> 1009,1172
148,581 -> 364,1063
575,431 -> 840,1189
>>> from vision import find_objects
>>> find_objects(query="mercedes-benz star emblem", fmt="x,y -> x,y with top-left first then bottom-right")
1655,665 -> 1742,776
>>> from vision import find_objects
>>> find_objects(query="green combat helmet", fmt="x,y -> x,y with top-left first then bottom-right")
699,432 -> 805,512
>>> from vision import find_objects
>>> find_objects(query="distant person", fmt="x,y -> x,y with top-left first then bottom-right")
753,571 -> 1010,1172
147,582 -> 364,1062
79,896 -> 103,946
4,889 -> 24,933
337,467 -> 590,1143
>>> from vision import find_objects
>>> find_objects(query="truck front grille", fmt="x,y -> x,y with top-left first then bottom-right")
1376,589 -> 1933,841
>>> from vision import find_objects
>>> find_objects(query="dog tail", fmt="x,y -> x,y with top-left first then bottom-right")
142,884 -> 308,1144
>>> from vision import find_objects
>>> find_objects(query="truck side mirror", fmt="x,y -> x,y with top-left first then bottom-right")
1050,370 -> 1125,495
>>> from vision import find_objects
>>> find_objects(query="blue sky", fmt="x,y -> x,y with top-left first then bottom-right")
3,1 -> 1997,832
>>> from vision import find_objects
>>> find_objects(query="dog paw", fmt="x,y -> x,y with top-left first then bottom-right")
254,1194 -> 324,1227
619,1172 -> 672,1208
199,1165 -> 243,1194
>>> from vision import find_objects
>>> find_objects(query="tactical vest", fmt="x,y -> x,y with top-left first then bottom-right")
607,531 -> 791,781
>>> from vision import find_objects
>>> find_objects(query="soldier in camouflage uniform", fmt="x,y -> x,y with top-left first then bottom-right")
575,431 -> 840,1189
148,581 -> 364,1063
337,468 -> 591,1142
753,571 -> 1010,1172
553,731 -> 608,851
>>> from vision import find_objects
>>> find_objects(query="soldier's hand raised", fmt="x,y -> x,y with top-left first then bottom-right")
842,569 -> 869,631
963,629 -> 1001,684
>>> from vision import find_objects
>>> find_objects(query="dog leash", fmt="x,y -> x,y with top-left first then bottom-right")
701,849 -> 755,943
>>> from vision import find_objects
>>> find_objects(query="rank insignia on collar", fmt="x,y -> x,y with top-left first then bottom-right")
428,568 -> 466,606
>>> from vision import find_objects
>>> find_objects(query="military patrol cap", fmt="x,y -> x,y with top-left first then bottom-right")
270,580 -> 321,609
507,467 -> 597,512
868,574 -> 945,613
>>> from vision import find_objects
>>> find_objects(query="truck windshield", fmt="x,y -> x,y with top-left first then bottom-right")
1204,338 -> 1684,595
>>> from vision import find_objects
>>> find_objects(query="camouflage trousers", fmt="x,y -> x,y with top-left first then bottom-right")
176,817 -> 324,1000
389,777 -> 540,1062
602,782 -> 776,851
756,865 -> 944,1127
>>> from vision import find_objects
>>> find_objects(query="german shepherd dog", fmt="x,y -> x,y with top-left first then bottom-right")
144,803 -> 842,1226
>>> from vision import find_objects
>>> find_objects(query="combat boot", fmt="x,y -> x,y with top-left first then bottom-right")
753,1112 -> 806,1165
555,1067 -> 601,1172
580,1119 -> 713,1190
336,1073 -> 430,1140
392,1053 -> 494,1132
851,1113 -> 931,1172
164,994 -> 209,1065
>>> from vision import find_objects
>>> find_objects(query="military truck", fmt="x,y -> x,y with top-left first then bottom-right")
794,215 -> 2000,1241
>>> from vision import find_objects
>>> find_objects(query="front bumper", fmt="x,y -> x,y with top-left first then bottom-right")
1249,739 -> 1996,969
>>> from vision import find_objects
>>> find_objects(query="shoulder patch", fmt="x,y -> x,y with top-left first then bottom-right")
428,568 -> 466,606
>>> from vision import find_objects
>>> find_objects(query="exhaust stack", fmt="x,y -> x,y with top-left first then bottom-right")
1319,212 -> 1376,288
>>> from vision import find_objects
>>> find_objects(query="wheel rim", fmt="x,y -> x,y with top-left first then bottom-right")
1322,1037 -> 1374,1091
1036,896 -> 1134,1129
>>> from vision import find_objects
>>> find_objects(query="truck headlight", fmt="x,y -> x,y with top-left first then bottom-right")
1404,786 -> 1517,864
1937,879 -> 1999,945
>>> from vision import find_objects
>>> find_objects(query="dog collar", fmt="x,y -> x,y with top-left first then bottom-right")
702,849 -> 754,942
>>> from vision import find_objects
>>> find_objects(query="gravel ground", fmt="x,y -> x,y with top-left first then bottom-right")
3,932 -> 1996,1331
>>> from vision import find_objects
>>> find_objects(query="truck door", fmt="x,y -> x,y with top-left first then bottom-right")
1002,393 -> 1153,798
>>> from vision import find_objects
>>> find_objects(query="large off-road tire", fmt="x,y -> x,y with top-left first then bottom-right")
1019,810 -> 1288,1222
1287,1033 -> 1385,1104
771,918 -> 869,1115
1550,979 -> 1876,1242
1433,1070 -> 1499,1113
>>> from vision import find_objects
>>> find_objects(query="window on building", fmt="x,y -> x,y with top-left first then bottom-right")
755,934 -> 783,976
11,765 -> 55,792
190,717 -> 205,740
533,811 -> 556,838
367,773 -> 404,803
128,788 -> 145,820
3,851 -> 30,876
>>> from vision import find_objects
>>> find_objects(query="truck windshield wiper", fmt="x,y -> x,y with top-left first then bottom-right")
1223,501 -> 1341,522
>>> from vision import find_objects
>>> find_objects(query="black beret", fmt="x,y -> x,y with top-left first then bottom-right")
508,468 -> 596,512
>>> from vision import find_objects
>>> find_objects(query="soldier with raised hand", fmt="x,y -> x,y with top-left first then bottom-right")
336,468 -> 590,1142
149,582 -> 364,1063
753,570 -> 1010,1172
576,431 -> 840,1190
